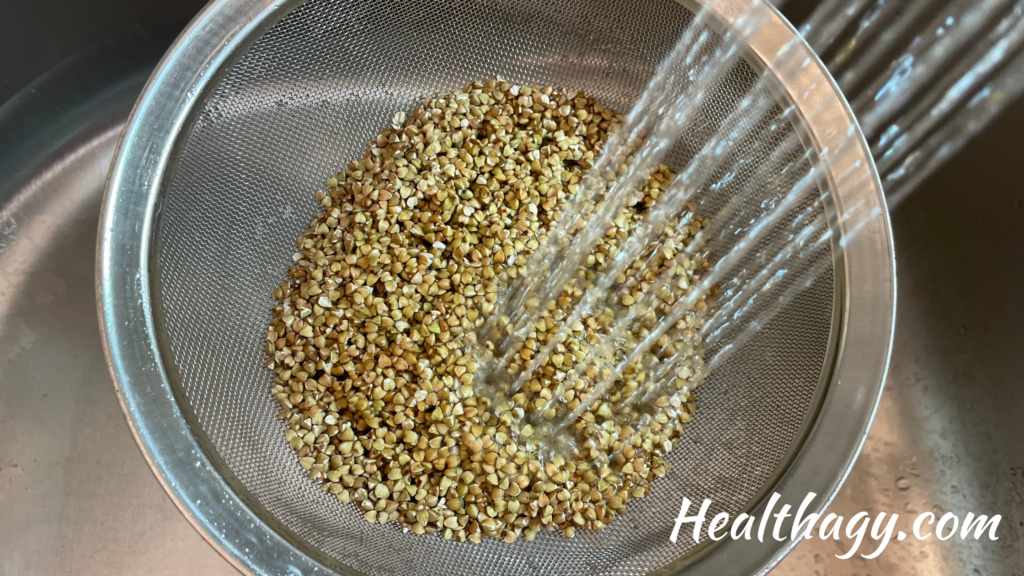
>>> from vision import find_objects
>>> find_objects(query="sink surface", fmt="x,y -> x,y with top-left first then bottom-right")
774,98 -> 1024,575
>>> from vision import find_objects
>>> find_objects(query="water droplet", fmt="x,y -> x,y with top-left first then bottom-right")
896,476 -> 912,491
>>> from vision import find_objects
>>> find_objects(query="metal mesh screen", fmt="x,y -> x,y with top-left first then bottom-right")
151,0 -> 834,574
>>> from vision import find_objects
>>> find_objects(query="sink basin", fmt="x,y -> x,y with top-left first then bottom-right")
775,99 -> 1024,575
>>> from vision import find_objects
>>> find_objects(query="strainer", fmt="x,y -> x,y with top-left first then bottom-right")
97,0 -> 895,574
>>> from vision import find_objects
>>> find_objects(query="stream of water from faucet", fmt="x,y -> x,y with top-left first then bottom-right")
471,0 -> 1024,459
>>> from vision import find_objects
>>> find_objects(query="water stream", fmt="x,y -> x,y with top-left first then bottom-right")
469,0 -> 1024,460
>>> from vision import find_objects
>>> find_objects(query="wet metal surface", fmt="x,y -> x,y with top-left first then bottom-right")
0,39 -> 239,576
0,124 -> 237,576
776,100 -> 1024,575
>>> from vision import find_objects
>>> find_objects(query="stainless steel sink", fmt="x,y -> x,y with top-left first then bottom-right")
0,7 -> 1021,576
775,99 -> 1024,575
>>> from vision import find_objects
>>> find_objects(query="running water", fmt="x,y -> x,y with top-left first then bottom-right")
789,0 -> 1024,203
468,0 -> 1024,460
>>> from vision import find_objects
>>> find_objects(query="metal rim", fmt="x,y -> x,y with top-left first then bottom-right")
96,0 -> 895,574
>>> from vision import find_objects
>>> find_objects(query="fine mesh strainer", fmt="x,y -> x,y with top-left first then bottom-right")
97,0 -> 895,574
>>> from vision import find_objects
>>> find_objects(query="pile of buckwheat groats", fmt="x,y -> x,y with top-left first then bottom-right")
265,78 -> 713,543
